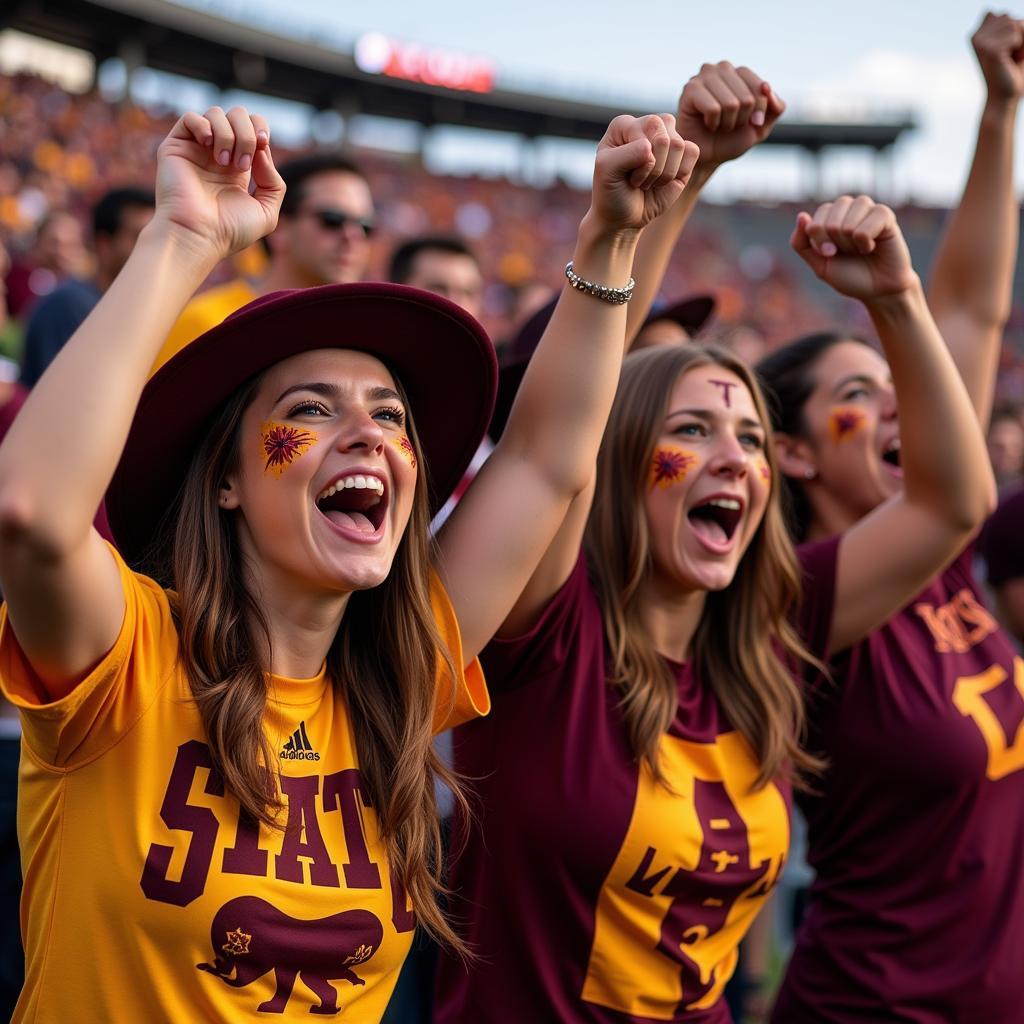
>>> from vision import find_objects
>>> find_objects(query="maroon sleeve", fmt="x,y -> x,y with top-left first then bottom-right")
795,535 -> 840,663
479,551 -> 595,695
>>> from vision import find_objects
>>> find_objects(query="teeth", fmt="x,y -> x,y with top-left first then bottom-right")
316,475 -> 385,503
707,498 -> 741,511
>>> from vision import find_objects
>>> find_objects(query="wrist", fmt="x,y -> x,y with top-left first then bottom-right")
577,212 -> 640,252
981,94 -> 1020,126
862,274 -> 924,320
574,215 -> 639,286
138,217 -> 223,280
691,156 -> 722,180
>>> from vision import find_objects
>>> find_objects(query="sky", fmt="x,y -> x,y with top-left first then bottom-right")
160,1 -> 1009,205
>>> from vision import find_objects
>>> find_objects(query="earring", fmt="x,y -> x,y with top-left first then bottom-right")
804,468 -> 817,480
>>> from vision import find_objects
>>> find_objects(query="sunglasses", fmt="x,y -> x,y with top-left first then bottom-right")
303,208 -> 376,238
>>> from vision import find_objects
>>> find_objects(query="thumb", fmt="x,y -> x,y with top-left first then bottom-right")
598,136 -> 656,189
251,145 -> 285,216
791,212 -> 825,275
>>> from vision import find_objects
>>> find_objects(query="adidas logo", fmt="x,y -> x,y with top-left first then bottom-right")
280,721 -> 320,761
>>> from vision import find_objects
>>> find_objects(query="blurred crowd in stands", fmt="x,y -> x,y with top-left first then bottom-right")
2,69 -> 1024,489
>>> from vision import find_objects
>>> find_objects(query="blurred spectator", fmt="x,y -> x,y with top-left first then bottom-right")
978,484 -> 1024,649
633,294 -> 715,349
20,187 -> 154,387
0,356 -> 28,1020
388,235 -> 484,320
0,240 -> 20,363
988,403 -> 1024,489
157,153 -> 374,366
4,210 -> 86,321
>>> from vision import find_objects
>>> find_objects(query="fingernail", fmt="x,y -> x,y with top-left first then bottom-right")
218,149 -> 231,166
257,131 -> 269,144
822,242 -> 838,257
751,110 -> 765,127
203,134 -> 214,147
238,153 -> 252,171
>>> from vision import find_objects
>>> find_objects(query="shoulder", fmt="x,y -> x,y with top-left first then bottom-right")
158,279 -> 258,370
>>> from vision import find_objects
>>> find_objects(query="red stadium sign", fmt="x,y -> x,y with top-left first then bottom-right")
354,32 -> 495,94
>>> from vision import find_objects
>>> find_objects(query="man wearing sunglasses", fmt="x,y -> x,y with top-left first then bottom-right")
158,147 -> 375,368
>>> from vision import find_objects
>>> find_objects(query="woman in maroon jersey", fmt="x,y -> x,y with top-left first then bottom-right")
434,63 -> 994,1024
757,14 -> 1023,1022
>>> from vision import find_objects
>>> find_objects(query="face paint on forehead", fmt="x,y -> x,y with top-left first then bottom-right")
260,421 -> 318,477
649,445 -> 697,490
393,435 -> 417,469
828,406 -> 867,443
708,379 -> 738,408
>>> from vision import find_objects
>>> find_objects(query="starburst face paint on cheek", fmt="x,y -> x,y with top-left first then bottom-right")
260,421 -> 318,477
756,454 -> 772,485
392,435 -> 417,469
649,445 -> 697,490
828,406 -> 867,444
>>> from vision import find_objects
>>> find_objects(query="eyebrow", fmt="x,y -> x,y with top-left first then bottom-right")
832,373 -> 887,396
274,381 -> 404,406
666,407 -> 763,430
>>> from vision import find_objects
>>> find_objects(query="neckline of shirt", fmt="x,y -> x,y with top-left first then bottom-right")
265,664 -> 330,706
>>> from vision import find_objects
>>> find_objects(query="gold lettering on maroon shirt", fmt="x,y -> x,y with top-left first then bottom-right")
953,657 -> 1024,781
914,588 -> 998,654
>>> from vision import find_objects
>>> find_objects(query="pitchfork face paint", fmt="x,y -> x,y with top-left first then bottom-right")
708,378 -> 737,407
260,421 -> 318,477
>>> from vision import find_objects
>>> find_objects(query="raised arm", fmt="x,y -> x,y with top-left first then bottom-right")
0,108 -> 283,696
791,199 -> 997,653
928,11 -> 1023,427
438,115 -> 699,658
625,61 -> 785,344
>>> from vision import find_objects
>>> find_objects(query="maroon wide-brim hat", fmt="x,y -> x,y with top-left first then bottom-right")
107,282 -> 497,567
490,291 -> 715,440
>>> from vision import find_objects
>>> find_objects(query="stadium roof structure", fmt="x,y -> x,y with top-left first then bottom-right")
4,0 -> 915,153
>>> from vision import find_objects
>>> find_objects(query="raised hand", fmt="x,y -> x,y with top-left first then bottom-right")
153,106 -> 285,262
678,61 -> 785,168
791,196 -> 918,302
588,113 -> 699,235
972,11 -> 1024,102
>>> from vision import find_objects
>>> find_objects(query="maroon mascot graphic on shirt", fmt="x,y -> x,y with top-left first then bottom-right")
197,896 -> 384,1014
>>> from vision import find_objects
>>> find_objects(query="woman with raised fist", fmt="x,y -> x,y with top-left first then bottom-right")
0,102 -> 697,1021
759,13 -> 1024,1023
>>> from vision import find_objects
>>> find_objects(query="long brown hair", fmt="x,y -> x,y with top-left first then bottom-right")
585,344 -> 822,790
161,369 -> 468,952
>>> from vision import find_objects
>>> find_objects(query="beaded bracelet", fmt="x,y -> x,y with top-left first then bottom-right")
564,261 -> 635,305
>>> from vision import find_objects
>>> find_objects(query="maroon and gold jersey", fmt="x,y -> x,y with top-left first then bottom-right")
0,545 -> 487,1022
773,539 -> 1024,1023
435,552 -> 834,1023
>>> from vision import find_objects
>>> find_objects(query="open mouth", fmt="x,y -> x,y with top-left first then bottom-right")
687,495 -> 744,546
315,473 -> 388,535
881,437 -> 902,471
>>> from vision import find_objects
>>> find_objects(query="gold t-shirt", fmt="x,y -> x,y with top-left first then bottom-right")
1,546 -> 488,1022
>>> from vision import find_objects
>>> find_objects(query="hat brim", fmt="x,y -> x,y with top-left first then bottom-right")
107,282 -> 496,567
489,292 -> 716,442
642,295 -> 715,335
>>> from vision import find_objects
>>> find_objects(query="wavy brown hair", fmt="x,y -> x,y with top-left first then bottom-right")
157,369 -> 468,953
585,344 -> 823,790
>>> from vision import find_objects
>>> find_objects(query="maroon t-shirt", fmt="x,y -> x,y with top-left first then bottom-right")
773,539 -> 1024,1023
435,551 -> 835,1023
